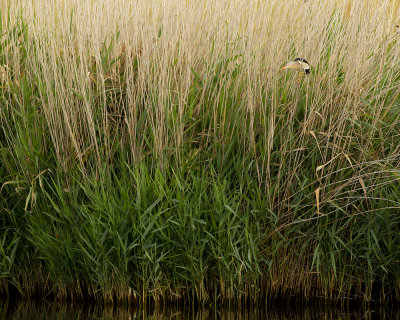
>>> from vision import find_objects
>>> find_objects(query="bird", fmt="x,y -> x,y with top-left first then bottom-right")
280,58 -> 311,82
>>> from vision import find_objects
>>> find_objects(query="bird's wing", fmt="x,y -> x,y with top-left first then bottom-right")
294,57 -> 309,64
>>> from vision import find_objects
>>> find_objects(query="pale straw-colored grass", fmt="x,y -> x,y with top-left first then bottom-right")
2,0 -> 399,173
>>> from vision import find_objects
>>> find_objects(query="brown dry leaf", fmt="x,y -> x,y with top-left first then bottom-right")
358,176 -> 367,198
315,187 -> 320,216
343,153 -> 353,168
316,154 -> 340,177
313,111 -> 324,120
1,180 -> 23,192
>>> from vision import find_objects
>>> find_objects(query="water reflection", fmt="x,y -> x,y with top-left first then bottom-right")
0,299 -> 396,319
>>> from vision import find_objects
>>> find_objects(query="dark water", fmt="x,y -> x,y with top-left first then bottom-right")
0,299 -> 397,319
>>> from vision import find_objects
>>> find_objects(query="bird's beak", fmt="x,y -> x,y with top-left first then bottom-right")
280,65 -> 288,70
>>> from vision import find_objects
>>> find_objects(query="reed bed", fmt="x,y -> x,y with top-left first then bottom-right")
1,0 -> 400,305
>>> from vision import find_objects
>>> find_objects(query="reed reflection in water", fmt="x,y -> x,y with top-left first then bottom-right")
0,299 -> 395,320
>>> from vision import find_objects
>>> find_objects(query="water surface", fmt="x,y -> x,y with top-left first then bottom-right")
0,299 -> 395,319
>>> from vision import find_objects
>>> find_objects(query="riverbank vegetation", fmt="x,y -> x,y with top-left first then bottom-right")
1,0 -> 400,305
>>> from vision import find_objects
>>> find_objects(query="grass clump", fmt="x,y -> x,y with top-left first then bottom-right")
1,0 -> 400,305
